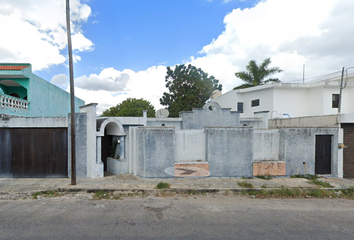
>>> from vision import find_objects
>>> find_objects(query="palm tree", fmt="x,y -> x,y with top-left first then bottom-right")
233,58 -> 282,90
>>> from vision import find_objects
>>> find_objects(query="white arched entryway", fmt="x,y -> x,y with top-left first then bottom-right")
96,118 -> 126,175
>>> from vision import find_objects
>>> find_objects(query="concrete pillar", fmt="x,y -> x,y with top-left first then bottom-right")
96,136 -> 102,163
143,110 -> 148,126
120,136 -> 125,159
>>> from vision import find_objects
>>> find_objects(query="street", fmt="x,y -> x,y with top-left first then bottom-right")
0,195 -> 353,240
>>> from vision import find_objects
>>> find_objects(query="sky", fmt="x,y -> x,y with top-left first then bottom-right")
0,0 -> 353,114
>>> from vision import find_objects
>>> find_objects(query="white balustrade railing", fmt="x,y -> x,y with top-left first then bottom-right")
0,94 -> 29,110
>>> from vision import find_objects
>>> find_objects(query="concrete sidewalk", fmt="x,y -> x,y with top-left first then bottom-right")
1,173 -> 353,196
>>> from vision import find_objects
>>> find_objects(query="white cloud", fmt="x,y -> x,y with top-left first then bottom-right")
72,0 -> 353,115
0,0 -> 93,71
74,66 -> 168,114
51,74 -> 68,89
190,0 -> 350,92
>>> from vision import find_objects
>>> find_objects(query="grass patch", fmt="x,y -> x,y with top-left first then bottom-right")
92,190 -> 144,200
309,179 -> 333,188
240,187 -> 339,199
261,184 -> 268,189
290,174 -> 319,180
238,181 -> 254,188
256,174 -> 274,180
156,182 -> 170,189
341,187 -> 354,199
93,190 -> 112,200
32,190 -> 62,199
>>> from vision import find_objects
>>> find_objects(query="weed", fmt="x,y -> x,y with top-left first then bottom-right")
223,190 -> 230,196
94,190 -> 112,200
156,182 -> 170,189
290,174 -> 319,180
32,190 -> 62,199
239,187 -> 339,199
341,187 -> 354,199
156,190 -> 175,197
261,184 -> 268,189
309,179 -> 333,188
256,174 -> 273,180
238,181 -> 254,188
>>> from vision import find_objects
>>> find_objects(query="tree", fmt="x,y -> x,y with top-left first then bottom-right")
233,58 -> 282,89
101,98 -> 155,117
160,64 -> 222,117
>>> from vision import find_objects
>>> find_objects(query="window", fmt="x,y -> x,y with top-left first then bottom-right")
251,99 -> 260,107
237,102 -> 243,113
332,94 -> 339,108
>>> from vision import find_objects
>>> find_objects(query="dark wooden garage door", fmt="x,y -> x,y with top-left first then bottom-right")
0,128 -> 68,178
342,124 -> 354,179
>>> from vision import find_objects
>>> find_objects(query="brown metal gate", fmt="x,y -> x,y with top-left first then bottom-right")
342,124 -> 354,179
0,128 -> 68,178
315,135 -> 332,174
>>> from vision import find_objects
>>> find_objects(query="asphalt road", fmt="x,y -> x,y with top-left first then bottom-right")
1,195 -> 354,240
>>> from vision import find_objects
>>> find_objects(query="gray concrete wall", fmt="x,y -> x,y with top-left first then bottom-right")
206,127 -> 253,177
280,128 -> 338,176
180,102 -> 240,129
175,129 -> 205,162
68,113 -> 87,178
147,118 -> 182,129
0,114 -> 67,128
137,127 -> 175,178
253,129 -> 280,161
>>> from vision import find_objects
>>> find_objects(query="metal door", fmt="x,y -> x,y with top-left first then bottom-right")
315,135 -> 332,174
342,124 -> 354,178
0,128 -> 68,178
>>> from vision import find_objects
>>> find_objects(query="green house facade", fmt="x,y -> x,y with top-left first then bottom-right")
0,63 -> 84,117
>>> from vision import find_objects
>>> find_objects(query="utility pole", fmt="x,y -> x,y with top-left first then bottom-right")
66,0 -> 76,185
338,67 -> 345,114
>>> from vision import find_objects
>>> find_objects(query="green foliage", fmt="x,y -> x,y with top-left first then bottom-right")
108,140 -> 119,159
290,174 -> 319,180
32,190 -> 62,199
341,187 -> 354,199
160,64 -> 222,117
241,187 -> 340,199
101,98 -> 155,117
309,179 -> 333,188
234,58 -> 282,89
256,174 -> 274,180
238,181 -> 254,188
156,182 -> 170,189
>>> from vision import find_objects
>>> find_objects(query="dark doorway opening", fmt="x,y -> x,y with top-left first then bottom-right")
315,135 -> 332,174
101,129 -> 112,172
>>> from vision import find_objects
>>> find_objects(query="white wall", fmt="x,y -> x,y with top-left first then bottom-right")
241,88 -> 274,118
339,86 -> 354,114
210,90 -> 238,111
273,88 -> 308,117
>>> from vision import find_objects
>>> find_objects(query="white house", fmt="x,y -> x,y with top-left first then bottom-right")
211,72 -> 354,179
211,72 -> 354,119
